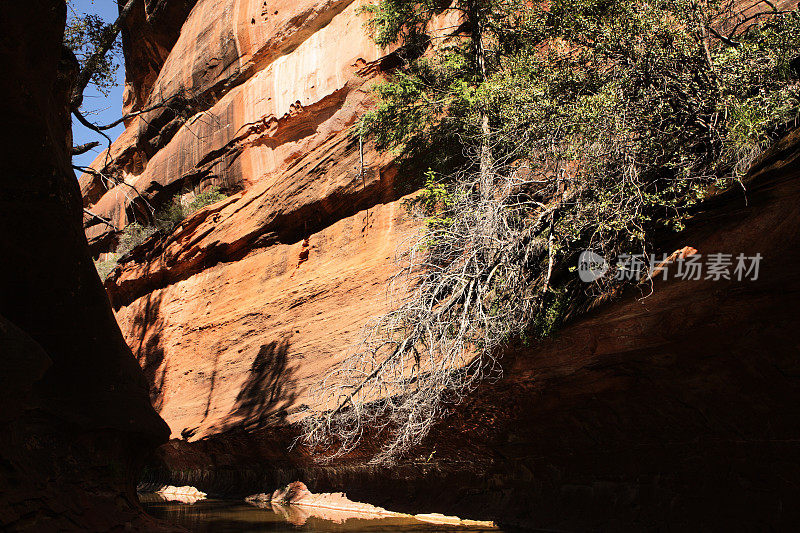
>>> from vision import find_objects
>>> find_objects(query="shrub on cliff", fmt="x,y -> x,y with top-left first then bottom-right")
93,187 -> 228,280
155,186 -> 228,233
92,222 -> 156,281
93,256 -> 119,282
303,0 -> 800,463
116,222 -> 157,257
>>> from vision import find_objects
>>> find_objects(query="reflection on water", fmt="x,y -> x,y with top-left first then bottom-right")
139,495 -> 503,533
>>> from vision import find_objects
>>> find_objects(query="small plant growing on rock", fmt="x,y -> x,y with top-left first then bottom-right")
116,222 -> 157,257
93,222 -> 156,281
156,186 -> 228,233
187,186 -> 228,212
93,256 -> 119,282
93,187 -> 228,280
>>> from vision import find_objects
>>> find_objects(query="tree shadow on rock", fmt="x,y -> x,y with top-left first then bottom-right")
129,291 -> 168,413
220,338 -> 298,433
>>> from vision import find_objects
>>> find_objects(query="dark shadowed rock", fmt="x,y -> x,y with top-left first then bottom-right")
146,129 -> 800,530
0,1 -> 171,530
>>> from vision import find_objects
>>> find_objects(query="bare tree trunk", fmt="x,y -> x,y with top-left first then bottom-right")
468,0 -> 492,202
691,0 -> 722,93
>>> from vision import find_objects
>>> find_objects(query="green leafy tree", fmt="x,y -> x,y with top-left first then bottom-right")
360,0 -> 528,181
487,0 -> 800,261
64,2 -> 122,97
304,0 -> 799,463
65,0 -> 136,109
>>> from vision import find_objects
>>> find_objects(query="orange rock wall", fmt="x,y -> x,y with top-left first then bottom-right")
83,0 -> 414,440
146,129 -> 800,530
81,1 -> 800,528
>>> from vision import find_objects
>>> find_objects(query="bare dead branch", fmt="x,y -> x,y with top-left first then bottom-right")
83,208 -> 118,230
72,108 -> 113,158
73,164 -> 155,218
72,141 -> 100,155
300,134 -> 570,463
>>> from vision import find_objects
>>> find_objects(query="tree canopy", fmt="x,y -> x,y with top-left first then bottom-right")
65,0 -> 124,98
304,0 -> 800,463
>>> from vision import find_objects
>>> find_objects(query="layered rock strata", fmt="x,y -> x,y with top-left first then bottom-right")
145,129 -> 800,530
83,0 -> 411,442
82,0 -> 800,530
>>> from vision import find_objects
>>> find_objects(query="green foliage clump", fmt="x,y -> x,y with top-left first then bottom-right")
188,186 -> 229,212
490,0 -> 798,276
364,0 -> 800,302
359,0 -> 528,173
155,186 -> 229,233
93,256 -> 119,282
155,200 -> 187,234
415,170 -> 455,229
531,288 -> 569,340
116,222 -> 157,257
92,222 -> 154,281
64,1 -> 121,95
93,187 -> 228,281
360,46 -> 479,168
304,0 -> 800,462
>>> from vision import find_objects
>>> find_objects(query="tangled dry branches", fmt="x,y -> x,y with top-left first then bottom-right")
300,137 -> 573,463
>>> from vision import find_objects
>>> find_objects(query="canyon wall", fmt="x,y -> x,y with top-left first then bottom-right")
145,128 -> 800,530
83,0 -> 414,442
0,2 -> 170,530
82,0 -> 800,530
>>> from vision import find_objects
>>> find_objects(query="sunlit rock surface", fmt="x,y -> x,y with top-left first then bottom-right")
82,0 -> 408,441
83,0 -> 800,530
154,485 -> 207,504
246,481 -> 497,527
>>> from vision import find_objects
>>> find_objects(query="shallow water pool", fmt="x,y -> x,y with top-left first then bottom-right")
140,495 -> 503,533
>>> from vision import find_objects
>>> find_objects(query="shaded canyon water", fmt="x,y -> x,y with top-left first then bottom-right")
140,496 -> 505,533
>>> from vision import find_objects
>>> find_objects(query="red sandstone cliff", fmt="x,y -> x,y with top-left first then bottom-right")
83,0 -> 414,442
143,128 -> 800,530
81,0 -> 800,530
